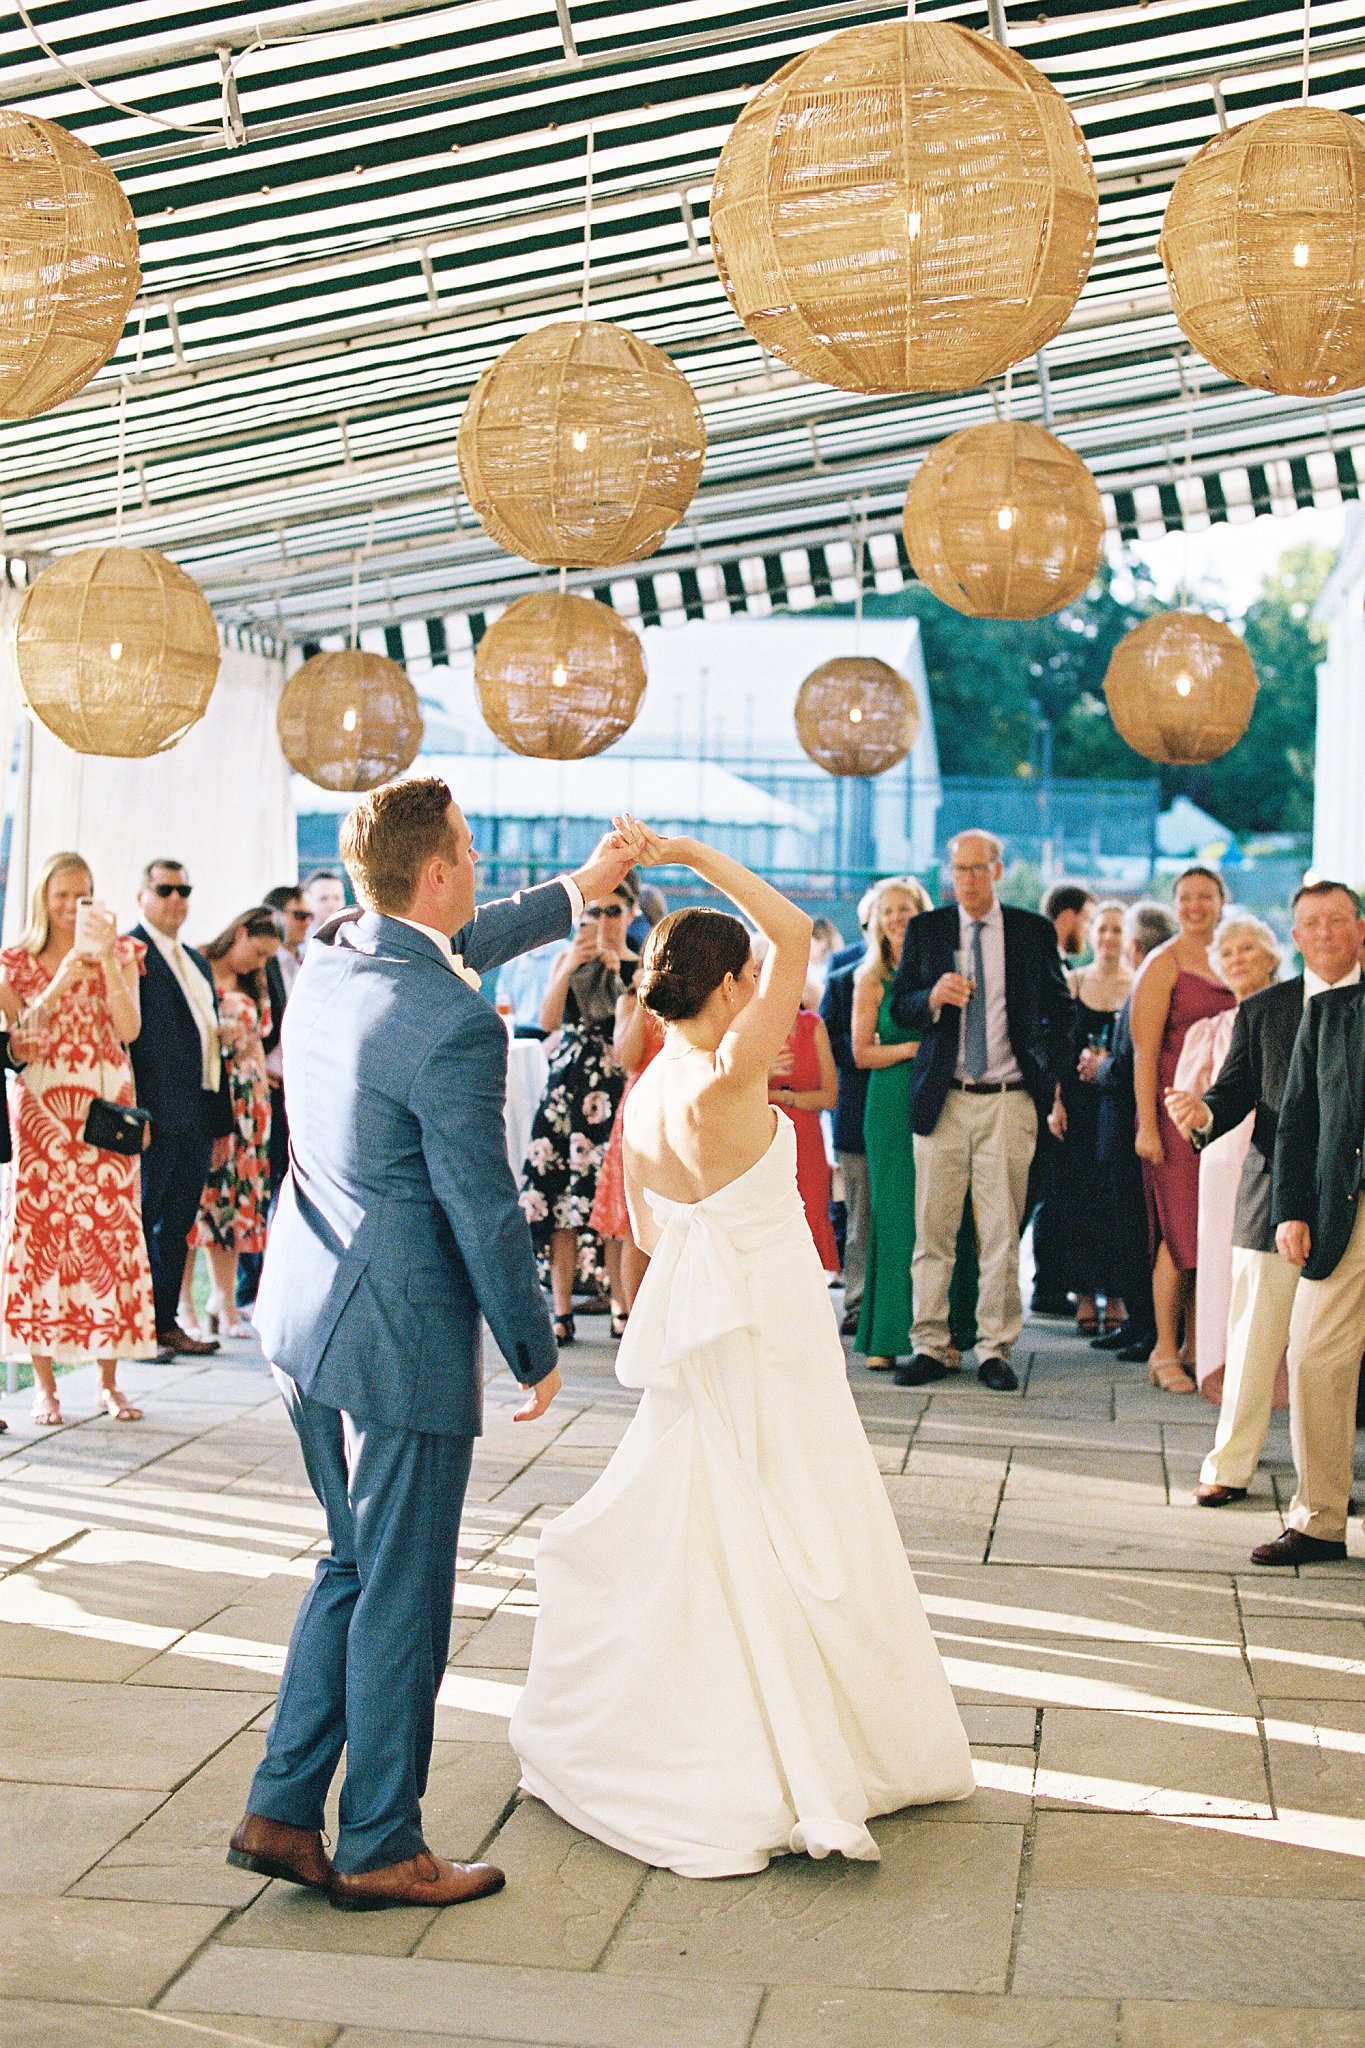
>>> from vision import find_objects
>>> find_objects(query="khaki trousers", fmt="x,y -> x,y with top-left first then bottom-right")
836,1150 -> 871,1315
1285,1202 -> 1365,1541
1200,1248 -> 1297,1491
913,1088 -> 1036,1364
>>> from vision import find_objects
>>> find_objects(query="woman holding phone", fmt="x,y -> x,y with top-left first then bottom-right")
0,851 -> 155,1425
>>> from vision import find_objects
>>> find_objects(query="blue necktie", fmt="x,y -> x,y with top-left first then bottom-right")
964,920 -> 988,1080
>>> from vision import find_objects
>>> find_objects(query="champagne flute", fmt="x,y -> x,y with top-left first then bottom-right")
952,946 -> 977,993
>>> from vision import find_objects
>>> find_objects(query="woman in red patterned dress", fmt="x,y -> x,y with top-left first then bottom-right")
2,851 -> 156,1425
187,908 -> 280,1339
768,1003 -> 840,1274
589,989 -> 665,1334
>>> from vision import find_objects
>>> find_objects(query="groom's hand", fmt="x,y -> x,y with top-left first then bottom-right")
571,829 -> 636,905
514,1365 -> 562,1421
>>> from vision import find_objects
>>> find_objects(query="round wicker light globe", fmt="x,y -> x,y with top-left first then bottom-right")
794,657 -> 921,777
475,592 -> 646,760
903,420 -> 1105,619
15,546 -> 220,757
277,649 -> 424,792
1159,106 -> 1365,396
0,111 -> 140,420
1103,611 -> 1258,766
457,320 -> 706,567
710,19 -> 1097,395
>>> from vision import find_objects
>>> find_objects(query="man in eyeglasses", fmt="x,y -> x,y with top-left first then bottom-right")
128,859 -> 229,1359
889,830 -> 1072,1393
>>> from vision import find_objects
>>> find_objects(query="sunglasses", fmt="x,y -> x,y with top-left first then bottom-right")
583,905 -> 626,919
152,882 -> 192,899
282,906 -> 310,920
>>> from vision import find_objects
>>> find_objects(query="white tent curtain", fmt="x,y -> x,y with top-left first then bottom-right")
1,628 -> 295,945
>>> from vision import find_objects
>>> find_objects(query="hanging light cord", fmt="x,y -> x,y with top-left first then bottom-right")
852,504 -> 869,650
1303,0 -> 1312,101
111,309 -> 146,543
581,123 -> 595,320
1176,352 -> 1196,611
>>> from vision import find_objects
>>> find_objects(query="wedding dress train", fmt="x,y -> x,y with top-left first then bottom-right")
509,1114 -> 974,1878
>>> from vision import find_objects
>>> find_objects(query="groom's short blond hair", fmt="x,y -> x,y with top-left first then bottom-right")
341,777 -> 460,914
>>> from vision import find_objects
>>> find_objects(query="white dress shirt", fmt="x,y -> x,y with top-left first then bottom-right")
143,922 -> 221,1090
392,877 -> 585,987
1303,962 -> 1362,1003
955,898 -> 1022,1084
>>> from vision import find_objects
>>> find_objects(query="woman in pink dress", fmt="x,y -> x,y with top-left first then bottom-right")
1,851 -> 155,1425
589,991 -> 665,1335
1130,866 -> 1233,1392
768,1005 -> 840,1274
1171,917 -> 1281,1401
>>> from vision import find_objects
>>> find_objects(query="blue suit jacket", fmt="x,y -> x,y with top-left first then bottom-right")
890,903 -> 1072,1137
820,962 -> 868,1156
127,923 -> 227,1139
253,883 -> 574,1437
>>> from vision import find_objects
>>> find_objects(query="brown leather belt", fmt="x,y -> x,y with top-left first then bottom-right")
950,1079 -> 1028,1094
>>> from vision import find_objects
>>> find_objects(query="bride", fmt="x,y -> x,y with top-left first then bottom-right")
509,828 -> 974,1878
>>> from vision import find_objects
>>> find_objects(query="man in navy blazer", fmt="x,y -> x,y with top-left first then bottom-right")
231,777 -> 635,1911
129,859 -> 231,1358
890,830 -> 1071,1392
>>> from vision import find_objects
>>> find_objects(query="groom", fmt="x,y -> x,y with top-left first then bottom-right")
229,777 -> 636,1910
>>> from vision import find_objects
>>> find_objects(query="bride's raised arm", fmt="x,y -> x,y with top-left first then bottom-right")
616,819 -> 812,1083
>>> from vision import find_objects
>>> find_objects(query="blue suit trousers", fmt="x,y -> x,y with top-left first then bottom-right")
247,1367 -> 473,1874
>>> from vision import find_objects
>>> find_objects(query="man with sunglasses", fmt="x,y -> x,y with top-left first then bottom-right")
129,860 -> 231,1359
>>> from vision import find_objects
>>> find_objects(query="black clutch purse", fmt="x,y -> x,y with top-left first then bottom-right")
83,1094 -> 152,1156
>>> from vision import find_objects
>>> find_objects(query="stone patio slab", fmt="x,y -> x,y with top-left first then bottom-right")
0,1675 -> 272,1789
4,1895 -> 227,2006
1029,1809 -> 1365,1899
1261,1697 -> 1365,1820
1119,2001 -> 1365,2046
751,1987 -> 1119,2048
600,1817 -> 1023,1992
163,1946 -> 763,2047
1036,1707 -> 1272,1816
0,1781 -> 161,1897
75,1729 -> 269,1906
941,1627 -> 1258,1716
1244,1618 -> 1365,1700
0,2003 -> 338,2048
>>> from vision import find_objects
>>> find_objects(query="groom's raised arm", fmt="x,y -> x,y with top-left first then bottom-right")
410,1006 -> 558,1387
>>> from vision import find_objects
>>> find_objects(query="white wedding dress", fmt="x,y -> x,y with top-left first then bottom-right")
509,1113 -> 974,1878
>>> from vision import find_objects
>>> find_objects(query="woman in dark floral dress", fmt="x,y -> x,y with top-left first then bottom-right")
520,877 -> 638,1341
186,907 -> 281,1339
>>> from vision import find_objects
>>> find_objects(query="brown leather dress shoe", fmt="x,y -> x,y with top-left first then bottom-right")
1250,1529 -> 1348,1567
1194,1483 -> 1248,1507
157,1325 -> 220,1357
329,1848 -> 506,1913
227,1814 -> 333,1890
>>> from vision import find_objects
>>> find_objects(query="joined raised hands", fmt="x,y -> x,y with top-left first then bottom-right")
610,814 -> 675,869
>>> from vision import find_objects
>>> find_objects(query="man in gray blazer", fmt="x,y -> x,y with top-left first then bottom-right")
229,777 -> 635,1910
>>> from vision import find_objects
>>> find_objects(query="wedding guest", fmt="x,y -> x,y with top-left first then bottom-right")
130,860 -> 228,1360
1047,900 -> 1132,1336
1086,902 -> 1174,1361
1031,882 -> 1096,1315
588,987 -> 665,1334
492,937 -> 559,1038
1167,881 -> 1363,1507
1043,882 -> 1096,963
854,879 -> 978,1370
1256,969 -> 1365,1564
187,907 -> 281,1339
821,889 -> 877,1337
1130,866 -> 1232,1392
236,885 -> 305,1312
627,882 -> 668,953
303,870 -> 347,938
892,830 -> 1071,1391
521,874 -> 639,1341
804,914 -> 843,1010
2,852 -> 155,1424
768,999 -> 839,1273
1170,915 -> 1281,1398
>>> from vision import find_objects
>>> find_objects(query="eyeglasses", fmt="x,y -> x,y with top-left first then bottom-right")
584,905 -> 626,919
950,863 -> 995,879
152,882 -> 192,899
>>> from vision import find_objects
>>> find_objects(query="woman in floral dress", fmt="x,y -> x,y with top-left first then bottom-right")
1,851 -> 155,1425
521,879 -> 639,1342
187,907 -> 281,1339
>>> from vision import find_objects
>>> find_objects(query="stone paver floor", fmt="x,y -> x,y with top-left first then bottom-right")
2,1310 -> 1364,2047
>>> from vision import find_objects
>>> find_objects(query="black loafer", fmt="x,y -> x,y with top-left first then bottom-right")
839,1308 -> 860,1337
1116,1338 -> 1155,1363
977,1358 -> 1019,1392
892,1354 -> 952,1387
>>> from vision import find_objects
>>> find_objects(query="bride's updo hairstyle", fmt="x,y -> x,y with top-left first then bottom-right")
636,907 -> 753,1023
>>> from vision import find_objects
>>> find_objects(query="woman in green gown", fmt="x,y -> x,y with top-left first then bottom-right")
853,879 -> 978,1369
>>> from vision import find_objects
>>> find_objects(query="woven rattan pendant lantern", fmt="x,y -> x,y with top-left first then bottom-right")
1103,611 -> 1258,766
475,591 -> 646,759
795,657 -> 921,778
710,19 -> 1097,395
0,111 -> 140,420
457,321 -> 706,567
15,546 -> 219,756
903,420 -> 1105,619
1159,106 -> 1365,396
277,649 -> 424,792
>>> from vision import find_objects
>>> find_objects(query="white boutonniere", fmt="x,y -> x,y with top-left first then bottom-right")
451,955 -> 482,992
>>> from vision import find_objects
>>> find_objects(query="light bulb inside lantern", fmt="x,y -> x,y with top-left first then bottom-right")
551,663 -> 569,689
571,428 -> 588,452
108,640 -> 123,661
342,706 -> 358,732
1293,241 -> 1310,269
997,506 -> 1015,532
848,705 -> 864,724
907,208 -> 922,241
1173,673 -> 1193,698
